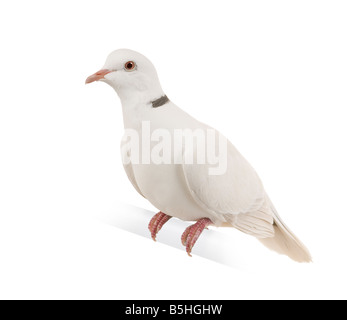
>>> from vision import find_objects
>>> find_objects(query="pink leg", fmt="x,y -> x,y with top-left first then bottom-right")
181,225 -> 193,246
181,218 -> 213,256
181,224 -> 209,246
148,211 -> 172,241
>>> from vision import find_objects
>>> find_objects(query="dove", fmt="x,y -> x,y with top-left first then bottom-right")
86,49 -> 311,262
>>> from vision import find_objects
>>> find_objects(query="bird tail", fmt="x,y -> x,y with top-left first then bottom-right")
258,198 -> 312,263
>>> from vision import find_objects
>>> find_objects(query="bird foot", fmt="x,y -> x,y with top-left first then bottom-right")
148,211 -> 172,241
181,218 -> 212,256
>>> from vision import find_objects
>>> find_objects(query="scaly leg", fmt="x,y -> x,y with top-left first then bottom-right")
148,211 -> 172,241
181,218 -> 213,256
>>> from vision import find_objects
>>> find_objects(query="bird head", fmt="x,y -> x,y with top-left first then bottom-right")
86,49 -> 164,103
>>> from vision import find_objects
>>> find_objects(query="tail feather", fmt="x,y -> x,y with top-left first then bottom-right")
259,198 -> 312,263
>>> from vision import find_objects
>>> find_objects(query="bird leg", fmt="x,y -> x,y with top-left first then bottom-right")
181,218 -> 213,256
148,211 -> 172,241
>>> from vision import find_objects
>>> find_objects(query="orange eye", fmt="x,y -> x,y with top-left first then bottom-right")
124,61 -> 136,71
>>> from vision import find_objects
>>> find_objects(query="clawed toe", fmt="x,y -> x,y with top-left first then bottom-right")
149,214 -> 212,256
181,218 -> 212,256
148,211 -> 172,241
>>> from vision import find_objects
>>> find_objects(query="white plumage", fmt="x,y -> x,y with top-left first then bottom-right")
86,49 -> 311,262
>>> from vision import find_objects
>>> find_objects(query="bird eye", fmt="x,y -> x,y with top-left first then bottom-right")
124,61 -> 136,71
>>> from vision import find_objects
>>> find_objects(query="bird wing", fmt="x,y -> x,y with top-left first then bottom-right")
181,136 -> 274,237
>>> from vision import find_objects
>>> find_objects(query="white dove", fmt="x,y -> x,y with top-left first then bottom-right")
86,49 -> 311,262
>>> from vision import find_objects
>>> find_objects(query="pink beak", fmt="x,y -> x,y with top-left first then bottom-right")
85,69 -> 112,84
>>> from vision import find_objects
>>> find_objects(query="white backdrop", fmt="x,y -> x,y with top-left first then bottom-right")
1,0 -> 347,299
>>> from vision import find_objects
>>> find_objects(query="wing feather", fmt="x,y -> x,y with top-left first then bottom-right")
182,135 -> 274,236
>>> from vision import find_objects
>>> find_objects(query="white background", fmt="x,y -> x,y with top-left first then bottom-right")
0,0 -> 347,300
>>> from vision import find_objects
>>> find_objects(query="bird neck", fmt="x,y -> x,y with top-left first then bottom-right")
118,88 -> 167,129
114,77 -> 165,103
